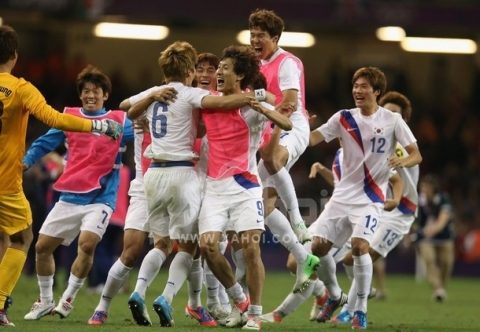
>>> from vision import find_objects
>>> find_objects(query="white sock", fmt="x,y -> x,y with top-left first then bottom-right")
265,209 -> 307,262
204,261 -> 220,308
316,253 -> 341,300
38,275 -> 54,303
96,259 -> 132,312
353,254 -> 372,313
233,249 -> 249,296
162,252 -> 194,304
344,278 -> 357,315
277,281 -> 314,317
271,168 -> 304,226
225,283 -> 247,303
311,279 -> 326,297
134,248 -> 166,298
187,258 -> 203,308
247,304 -> 263,317
218,283 -> 231,311
62,273 -> 86,303
344,264 -> 354,280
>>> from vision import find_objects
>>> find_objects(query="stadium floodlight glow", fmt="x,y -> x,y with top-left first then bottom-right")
400,37 -> 477,54
376,26 -> 406,42
237,30 -> 315,48
94,23 -> 169,40
0,17 -> 3,26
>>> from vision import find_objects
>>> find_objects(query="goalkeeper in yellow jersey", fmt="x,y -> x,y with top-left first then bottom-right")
0,24 -> 123,326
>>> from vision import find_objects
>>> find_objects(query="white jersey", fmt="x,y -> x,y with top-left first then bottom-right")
384,143 -> 420,227
129,82 -> 209,161
127,130 -> 149,195
317,107 -> 417,205
205,103 -> 271,196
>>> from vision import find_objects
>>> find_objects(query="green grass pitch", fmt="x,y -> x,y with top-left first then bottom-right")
6,270 -> 480,331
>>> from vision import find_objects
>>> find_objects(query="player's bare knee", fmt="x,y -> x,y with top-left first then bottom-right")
351,238 -> 369,256
311,239 -> 330,257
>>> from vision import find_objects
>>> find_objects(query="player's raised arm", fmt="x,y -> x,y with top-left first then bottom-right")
246,96 -> 292,131
200,89 -> 264,110
309,128 -> 325,147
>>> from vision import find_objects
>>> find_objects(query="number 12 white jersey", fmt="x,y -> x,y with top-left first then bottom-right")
129,82 -> 209,161
317,106 -> 417,205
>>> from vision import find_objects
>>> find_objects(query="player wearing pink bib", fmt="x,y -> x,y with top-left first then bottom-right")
309,67 -> 422,329
197,45 -> 292,331
248,8 -> 320,296
23,66 -> 133,321
126,41 -> 268,328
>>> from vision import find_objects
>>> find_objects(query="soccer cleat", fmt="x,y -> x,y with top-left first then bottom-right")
309,288 -> 329,321
0,309 -> 14,326
351,310 -> 367,329
153,295 -> 174,327
293,254 -> 320,293
225,297 -> 250,328
293,222 -> 313,244
207,304 -> 230,326
128,292 -> 152,326
207,304 -> 229,325
242,315 -> 262,330
331,310 -> 353,324
185,304 -> 217,326
24,299 -> 55,320
316,292 -> 348,323
87,310 -> 108,325
259,311 -> 282,323
4,296 -> 12,312
53,297 -> 73,319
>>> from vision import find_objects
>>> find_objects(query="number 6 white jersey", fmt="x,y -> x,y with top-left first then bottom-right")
129,82 -> 209,161
316,106 -> 417,205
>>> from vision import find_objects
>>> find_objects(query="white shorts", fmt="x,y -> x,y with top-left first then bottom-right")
40,201 -> 113,246
124,194 -> 148,232
370,215 -> 414,257
144,162 -> 201,240
312,200 -> 383,248
306,221 -> 351,263
199,188 -> 265,235
259,117 -> 309,188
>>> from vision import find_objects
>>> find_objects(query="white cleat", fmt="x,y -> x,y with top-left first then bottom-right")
52,298 -> 73,319
259,311 -> 282,323
242,315 -> 262,330
207,304 -> 230,326
24,300 -> 55,320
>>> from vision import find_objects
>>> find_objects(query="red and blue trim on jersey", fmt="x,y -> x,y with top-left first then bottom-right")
340,110 -> 363,153
332,149 -> 342,181
397,196 -> 417,215
341,110 -> 385,203
233,171 -> 260,190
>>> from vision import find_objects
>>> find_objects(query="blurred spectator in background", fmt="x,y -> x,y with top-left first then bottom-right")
414,174 -> 455,302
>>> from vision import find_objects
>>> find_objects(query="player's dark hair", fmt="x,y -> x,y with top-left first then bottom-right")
76,65 -> 112,96
379,91 -> 412,123
352,67 -> 387,101
0,25 -> 18,65
196,53 -> 219,70
221,45 -> 260,91
249,8 -> 284,40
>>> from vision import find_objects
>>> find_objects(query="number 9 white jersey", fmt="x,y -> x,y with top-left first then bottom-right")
129,82 -> 210,161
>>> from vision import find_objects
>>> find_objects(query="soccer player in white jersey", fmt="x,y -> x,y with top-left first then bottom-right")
126,41 -> 268,327
249,9 -> 311,242
332,91 -> 419,324
309,67 -> 422,330
197,44 -> 293,331
86,88 -> 175,325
